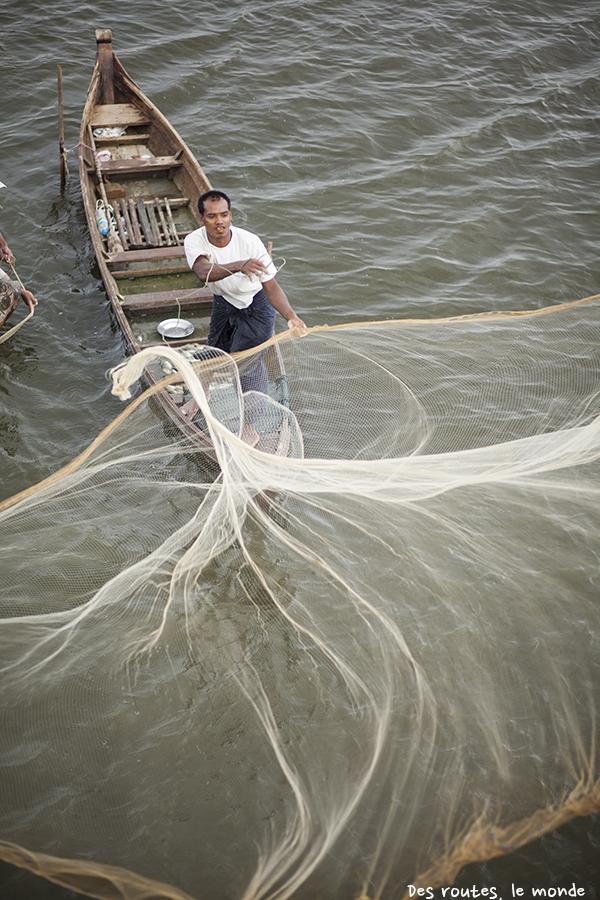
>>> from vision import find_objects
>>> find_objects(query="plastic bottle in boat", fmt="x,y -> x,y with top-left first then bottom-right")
95,199 -> 110,236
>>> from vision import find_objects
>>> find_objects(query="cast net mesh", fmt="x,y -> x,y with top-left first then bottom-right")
1,296 -> 600,900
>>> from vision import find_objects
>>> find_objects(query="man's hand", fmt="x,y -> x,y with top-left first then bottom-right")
239,258 -> 269,280
192,255 -> 269,284
261,278 -> 307,336
0,244 -> 14,266
287,315 -> 308,336
21,289 -> 37,313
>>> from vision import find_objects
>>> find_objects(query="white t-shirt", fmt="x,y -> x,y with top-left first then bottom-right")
184,224 -> 277,309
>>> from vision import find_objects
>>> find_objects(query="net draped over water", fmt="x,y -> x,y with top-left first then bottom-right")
1,298 -> 600,900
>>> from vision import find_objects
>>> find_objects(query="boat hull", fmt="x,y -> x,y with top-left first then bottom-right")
78,29 -> 289,459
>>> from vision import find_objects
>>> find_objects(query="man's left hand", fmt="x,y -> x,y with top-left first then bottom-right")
287,315 -> 308,336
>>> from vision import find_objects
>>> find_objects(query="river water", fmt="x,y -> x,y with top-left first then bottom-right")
1,0 -> 599,896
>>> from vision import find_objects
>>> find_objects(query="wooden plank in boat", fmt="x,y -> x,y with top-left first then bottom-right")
126,199 -> 144,246
119,287 -> 214,313
154,199 -> 172,246
102,182 -> 126,199
90,103 -> 150,128
113,264 -> 189,279
136,199 -> 156,246
164,197 -> 182,244
107,246 -> 187,265
114,209 -> 129,249
95,133 -> 151,145
162,197 -> 189,208
146,201 -> 163,245
118,199 -> 135,246
100,156 -> 183,176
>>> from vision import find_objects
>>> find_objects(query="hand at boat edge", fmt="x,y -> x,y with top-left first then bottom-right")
0,241 -> 14,266
21,289 -> 38,313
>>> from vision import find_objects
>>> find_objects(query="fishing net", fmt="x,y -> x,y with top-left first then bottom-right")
1,296 -> 600,900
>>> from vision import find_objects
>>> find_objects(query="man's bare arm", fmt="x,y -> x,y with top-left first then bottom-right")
262,278 -> 307,334
191,256 -> 307,334
192,254 -> 269,284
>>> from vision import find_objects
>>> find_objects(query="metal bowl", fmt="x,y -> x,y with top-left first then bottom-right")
157,318 -> 195,339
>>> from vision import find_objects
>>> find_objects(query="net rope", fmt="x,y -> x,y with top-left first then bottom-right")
1,296 -> 600,900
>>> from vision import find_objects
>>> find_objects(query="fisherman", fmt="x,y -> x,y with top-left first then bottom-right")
1,182 -> 38,324
184,189 -> 306,446
0,230 -> 38,322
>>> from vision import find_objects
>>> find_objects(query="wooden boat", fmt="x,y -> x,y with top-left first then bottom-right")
78,29 -> 290,457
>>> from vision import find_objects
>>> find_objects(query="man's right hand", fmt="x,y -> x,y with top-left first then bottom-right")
0,245 -> 14,265
239,258 -> 268,279
21,289 -> 37,313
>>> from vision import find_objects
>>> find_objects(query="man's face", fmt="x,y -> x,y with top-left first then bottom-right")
200,198 -> 232,246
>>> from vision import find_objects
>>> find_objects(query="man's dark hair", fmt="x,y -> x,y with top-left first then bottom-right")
198,190 -> 231,216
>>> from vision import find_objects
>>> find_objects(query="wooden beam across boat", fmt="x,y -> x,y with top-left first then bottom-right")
94,133 -> 151,145
119,287 -> 214,313
90,102 -> 150,128
99,155 -> 183,177
113,265 -> 190,279
107,246 -> 187,265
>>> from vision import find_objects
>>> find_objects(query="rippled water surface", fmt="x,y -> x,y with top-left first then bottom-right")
1,0 -> 599,895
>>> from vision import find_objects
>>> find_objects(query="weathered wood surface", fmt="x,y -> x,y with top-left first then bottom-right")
106,199 -> 186,251
107,246 -> 187,265
146,201 -> 162,245
94,133 -> 151,145
119,287 -> 214,312
99,155 -> 183,176
125,199 -> 144,246
117,200 -> 135,247
164,197 -> 182,244
95,29 -> 115,105
136,199 -> 156,246
101,182 -> 126,199
90,103 -> 150,128
154,199 -> 172,245
113,264 -> 189,279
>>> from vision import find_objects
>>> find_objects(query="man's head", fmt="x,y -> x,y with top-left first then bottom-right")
198,190 -> 232,246
198,190 -> 230,216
